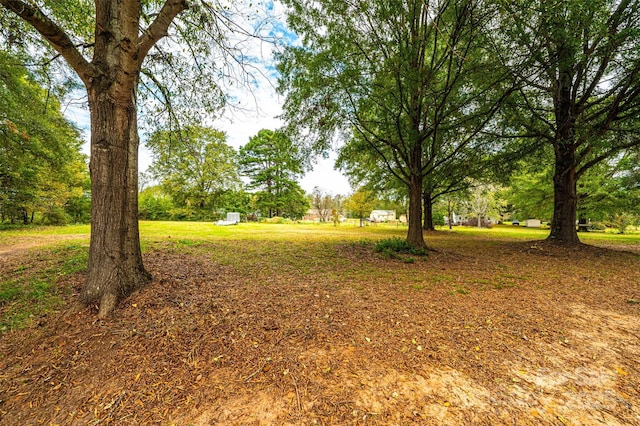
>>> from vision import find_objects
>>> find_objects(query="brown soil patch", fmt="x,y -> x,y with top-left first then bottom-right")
0,234 -> 86,260
1,236 -> 639,425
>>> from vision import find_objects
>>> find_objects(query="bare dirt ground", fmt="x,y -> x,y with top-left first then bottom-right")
0,234 -> 85,260
0,234 -> 639,425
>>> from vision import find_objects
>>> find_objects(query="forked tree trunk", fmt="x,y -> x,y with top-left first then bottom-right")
406,175 -> 426,248
1,0 -> 188,318
548,146 -> 580,244
81,86 -> 151,317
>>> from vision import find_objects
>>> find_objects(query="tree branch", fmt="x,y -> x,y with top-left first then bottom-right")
0,0 -> 97,85
137,0 -> 188,67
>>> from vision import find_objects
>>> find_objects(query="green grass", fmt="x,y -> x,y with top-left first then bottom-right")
1,220 -> 638,331
3,221 -> 637,246
0,243 -> 88,331
438,223 -> 640,245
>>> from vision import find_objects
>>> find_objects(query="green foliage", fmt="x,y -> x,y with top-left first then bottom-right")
578,152 -> 640,222
612,213 -> 637,235
503,161 -> 554,221
0,244 -> 87,331
375,237 -> 427,258
0,50 -> 89,225
139,184 -> 254,222
344,187 -> 377,225
432,212 -> 445,227
146,125 -> 240,215
239,129 -> 309,219
64,190 -> 91,224
138,185 -> 175,220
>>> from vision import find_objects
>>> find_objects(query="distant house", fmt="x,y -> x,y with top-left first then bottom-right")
370,210 -> 396,222
304,209 -> 322,221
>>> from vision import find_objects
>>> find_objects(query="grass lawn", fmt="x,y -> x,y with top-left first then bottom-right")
0,222 -> 638,424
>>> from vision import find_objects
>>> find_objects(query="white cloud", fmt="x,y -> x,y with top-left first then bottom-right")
301,154 -> 352,195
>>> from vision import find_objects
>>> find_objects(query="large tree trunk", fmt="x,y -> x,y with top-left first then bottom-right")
548,146 -> 580,244
81,86 -> 151,317
1,0 -> 188,319
548,54 -> 580,245
406,175 -> 426,248
422,191 -> 435,231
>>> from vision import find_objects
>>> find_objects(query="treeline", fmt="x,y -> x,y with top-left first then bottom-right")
0,51 -> 90,225
138,127 -> 310,222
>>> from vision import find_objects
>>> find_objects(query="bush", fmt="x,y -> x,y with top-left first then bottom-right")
462,218 -> 493,228
433,213 -> 445,227
375,237 -> 427,257
42,207 -> 70,225
262,216 -> 293,224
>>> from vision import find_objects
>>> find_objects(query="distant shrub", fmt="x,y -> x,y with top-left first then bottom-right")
613,213 -> 635,234
462,218 -> 493,228
590,222 -> 606,231
375,237 -> 427,258
42,207 -> 70,225
262,216 -> 292,224
167,208 -> 216,222
433,213 -> 445,226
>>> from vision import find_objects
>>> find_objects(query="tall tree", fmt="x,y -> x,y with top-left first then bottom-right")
147,126 -> 239,212
310,186 -> 335,222
344,187 -> 377,227
496,0 -> 640,244
278,0 -> 514,248
238,129 -> 308,218
0,1 -> 261,316
466,184 -> 502,227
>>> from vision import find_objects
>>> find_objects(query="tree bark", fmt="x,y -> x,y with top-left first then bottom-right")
406,174 -> 426,248
548,146 -> 580,244
548,49 -> 580,245
422,191 -> 435,231
1,0 -> 188,318
81,86 -> 151,317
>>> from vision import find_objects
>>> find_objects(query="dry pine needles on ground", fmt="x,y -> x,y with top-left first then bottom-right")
0,232 -> 639,425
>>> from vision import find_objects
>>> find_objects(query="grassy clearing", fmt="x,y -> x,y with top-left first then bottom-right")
0,243 -> 87,331
2,220 -> 637,247
1,221 -> 637,331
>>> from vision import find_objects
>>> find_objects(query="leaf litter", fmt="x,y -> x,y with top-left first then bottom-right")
0,234 -> 639,425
